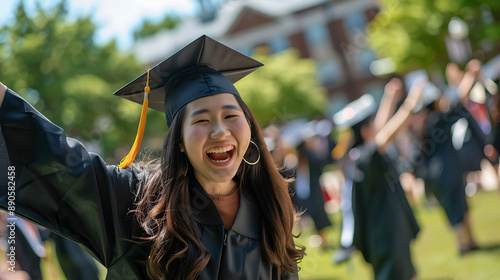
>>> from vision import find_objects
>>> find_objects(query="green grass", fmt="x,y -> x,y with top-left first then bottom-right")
295,190 -> 500,280
37,190 -> 500,279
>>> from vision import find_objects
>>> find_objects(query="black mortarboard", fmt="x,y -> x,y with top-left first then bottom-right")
113,35 -> 263,168
114,34 -> 263,125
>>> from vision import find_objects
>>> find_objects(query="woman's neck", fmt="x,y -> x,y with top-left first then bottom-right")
198,178 -> 238,197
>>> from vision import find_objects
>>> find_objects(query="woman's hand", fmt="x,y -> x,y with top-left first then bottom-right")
401,78 -> 426,112
0,82 -> 6,108
466,59 -> 482,80
375,79 -> 425,154
374,78 -> 405,132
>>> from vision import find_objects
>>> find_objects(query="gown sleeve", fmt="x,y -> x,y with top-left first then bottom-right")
0,88 -> 142,268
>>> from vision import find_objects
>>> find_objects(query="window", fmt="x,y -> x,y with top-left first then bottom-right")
344,12 -> 366,34
357,48 -> 377,75
305,24 -> 329,50
317,58 -> 343,85
269,36 -> 290,53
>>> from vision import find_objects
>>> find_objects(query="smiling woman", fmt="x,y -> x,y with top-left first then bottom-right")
181,93 -> 252,196
0,35 -> 305,279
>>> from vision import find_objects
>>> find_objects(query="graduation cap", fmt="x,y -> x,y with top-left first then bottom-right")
413,82 -> 440,112
113,35 -> 263,168
333,93 -> 377,129
331,94 -> 376,159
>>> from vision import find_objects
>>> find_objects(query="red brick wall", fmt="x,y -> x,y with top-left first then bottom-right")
288,32 -> 310,58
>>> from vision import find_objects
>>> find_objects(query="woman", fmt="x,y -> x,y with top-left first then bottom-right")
413,61 -> 482,255
0,35 -> 304,279
294,125 -> 334,249
332,81 -> 423,280
332,77 -> 405,265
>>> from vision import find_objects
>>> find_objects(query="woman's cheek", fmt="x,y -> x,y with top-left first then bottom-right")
186,126 -> 206,140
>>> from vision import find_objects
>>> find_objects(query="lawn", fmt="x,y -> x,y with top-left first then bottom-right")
296,190 -> 500,280
35,190 -> 500,279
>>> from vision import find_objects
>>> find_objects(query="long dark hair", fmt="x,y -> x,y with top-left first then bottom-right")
351,113 -> 375,149
133,95 -> 305,279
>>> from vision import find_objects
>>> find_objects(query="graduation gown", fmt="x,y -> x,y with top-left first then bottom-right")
352,143 -> 419,280
297,138 -> 334,232
0,88 -> 298,280
415,102 -> 484,226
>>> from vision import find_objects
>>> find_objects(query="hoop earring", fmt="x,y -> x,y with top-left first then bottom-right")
243,140 -> 260,165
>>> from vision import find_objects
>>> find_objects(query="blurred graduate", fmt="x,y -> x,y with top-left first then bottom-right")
332,81 -> 423,280
412,60 -> 486,255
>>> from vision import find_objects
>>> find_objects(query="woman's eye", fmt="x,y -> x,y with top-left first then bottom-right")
225,115 -> 237,119
195,119 -> 208,124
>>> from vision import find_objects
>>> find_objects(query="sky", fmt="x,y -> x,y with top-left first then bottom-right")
0,0 -> 198,50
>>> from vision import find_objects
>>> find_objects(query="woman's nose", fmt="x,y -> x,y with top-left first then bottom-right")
210,121 -> 230,139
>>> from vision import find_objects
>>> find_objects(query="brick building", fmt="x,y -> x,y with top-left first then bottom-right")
134,0 -> 387,114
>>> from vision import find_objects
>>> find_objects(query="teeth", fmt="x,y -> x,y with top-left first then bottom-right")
206,146 -> 234,154
211,155 -> 231,163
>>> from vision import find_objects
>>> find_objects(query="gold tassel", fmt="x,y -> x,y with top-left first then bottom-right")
332,129 -> 352,160
118,69 -> 151,168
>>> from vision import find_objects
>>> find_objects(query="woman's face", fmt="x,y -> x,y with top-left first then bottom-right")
182,93 -> 251,187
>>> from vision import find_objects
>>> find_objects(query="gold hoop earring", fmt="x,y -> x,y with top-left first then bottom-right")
243,140 -> 260,165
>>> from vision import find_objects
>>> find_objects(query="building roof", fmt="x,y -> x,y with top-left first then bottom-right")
133,0 -> 331,64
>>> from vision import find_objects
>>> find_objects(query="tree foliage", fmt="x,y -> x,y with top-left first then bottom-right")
367,0 -> 500,73
235,48 -> 327,126
133,14 -> 181,40
0,1 -> 156,161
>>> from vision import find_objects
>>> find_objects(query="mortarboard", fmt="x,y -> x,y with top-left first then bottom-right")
331,94 -> 376,159
333,93 -> 377,129
413,82 -> 440,112
113,35 -> 264,168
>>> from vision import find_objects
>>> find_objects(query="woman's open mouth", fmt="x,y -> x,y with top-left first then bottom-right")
206,145 -> 235,164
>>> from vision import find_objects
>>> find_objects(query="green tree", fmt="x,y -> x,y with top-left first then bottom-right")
0,1 -> 157,161
133,14 -> 181,40
235,48 -> 327,126
367,0 -> 500,73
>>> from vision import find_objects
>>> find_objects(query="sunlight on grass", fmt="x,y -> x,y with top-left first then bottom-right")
296,191 -> 500,280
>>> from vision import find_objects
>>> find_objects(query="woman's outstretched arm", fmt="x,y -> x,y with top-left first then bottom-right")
0,86 -> 143,270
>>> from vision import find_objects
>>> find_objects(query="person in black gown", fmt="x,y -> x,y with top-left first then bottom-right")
413,60 -> 483,255
332,81 -> 424,279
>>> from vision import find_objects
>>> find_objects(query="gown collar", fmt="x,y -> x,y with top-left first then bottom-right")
189,178 -> 261,240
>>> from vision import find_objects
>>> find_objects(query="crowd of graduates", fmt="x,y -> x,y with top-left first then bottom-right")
262,58 -> 499,279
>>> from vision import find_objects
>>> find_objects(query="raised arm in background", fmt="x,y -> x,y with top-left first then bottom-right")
375,79 -> 425,154
457,59 -> 482,103
373,78 -> 405,132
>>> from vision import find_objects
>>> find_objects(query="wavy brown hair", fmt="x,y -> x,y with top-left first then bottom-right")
134,95 -> 305,279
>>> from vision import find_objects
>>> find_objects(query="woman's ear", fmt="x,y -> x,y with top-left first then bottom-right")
180,144 -> 185,153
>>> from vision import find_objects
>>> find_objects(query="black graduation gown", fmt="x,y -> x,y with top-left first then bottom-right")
352,143 -> 419,280
0,88 -> 298,280
299,138 -> 334,232
415,103 -> 484,226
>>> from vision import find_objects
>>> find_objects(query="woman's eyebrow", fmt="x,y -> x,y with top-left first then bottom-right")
191,105 -> 241,117
222,104 -> 242,111
190,108 -> 209,118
